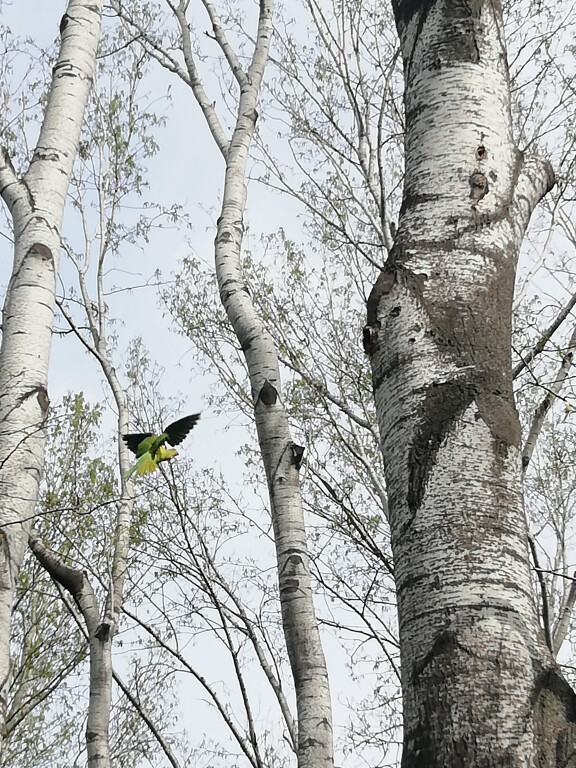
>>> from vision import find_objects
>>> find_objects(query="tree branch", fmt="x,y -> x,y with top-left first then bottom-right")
513,287 -> 576,379
167,0 -> 230,156
528,534 -> 553,654
0,148 -> 29,218
28,529 -> 101,637
521,322 -> 576,469
200,0 -> 247,87
553,572 -> 576,656
510,152 -> 555,241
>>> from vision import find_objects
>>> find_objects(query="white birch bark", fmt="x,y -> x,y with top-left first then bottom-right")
211,4 -> 333,766
364,0 -> 576,764
28,529 -> 114,767
0,0 -> 103,751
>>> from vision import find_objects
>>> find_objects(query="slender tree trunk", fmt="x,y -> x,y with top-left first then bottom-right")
28,531 -> 113,766
0,0 -> 103,750
364,0 -> 576,765
213,4 -> 333,766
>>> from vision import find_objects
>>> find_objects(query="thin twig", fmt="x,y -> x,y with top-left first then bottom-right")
528,534 -> 553,653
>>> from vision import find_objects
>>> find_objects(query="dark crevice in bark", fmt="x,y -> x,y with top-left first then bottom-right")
394,0 -> 484,86
407,378 -> 476,512
532,666 -> 576,768
393,0 -> 434,28
367,256 -> 426,327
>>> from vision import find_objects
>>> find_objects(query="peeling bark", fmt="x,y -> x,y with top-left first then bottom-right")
366,0 -> 576,764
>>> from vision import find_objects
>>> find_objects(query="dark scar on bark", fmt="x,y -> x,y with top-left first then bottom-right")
407,378 -> 476,515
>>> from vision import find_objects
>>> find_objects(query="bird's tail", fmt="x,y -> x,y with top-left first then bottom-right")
124,451 -> 157,480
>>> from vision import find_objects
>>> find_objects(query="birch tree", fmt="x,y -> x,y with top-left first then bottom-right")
362,0 -> 576,764
220,0 -> 576,760
0,0 -> 103,751
24,39 -> 181,767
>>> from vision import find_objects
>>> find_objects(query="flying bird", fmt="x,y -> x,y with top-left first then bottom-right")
122,413 -> 200,479
123,445 -> 178,480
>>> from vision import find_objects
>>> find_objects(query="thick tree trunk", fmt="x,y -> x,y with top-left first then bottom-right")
0,0 -> 103,750
365,0 -> 576,765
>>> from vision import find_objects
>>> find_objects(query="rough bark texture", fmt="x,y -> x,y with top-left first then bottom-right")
213,3 -> 333,765
0,0 -> 103,752
365,0 -> 576,765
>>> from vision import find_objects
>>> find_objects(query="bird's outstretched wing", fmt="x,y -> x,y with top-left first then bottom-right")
122,432 -> 154,455
164,414 -> 201,446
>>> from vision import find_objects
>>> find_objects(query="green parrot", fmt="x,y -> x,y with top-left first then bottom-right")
122,414 -> 200,479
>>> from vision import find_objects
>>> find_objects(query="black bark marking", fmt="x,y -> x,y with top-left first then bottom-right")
367,267 -> 395,327
32,148 -> 60,164
393,0 -> 435,85
258,380 -> 278,406
59,13 -> 71,34
395,0 -> 482,90
280,552 -> 305,595
28,243 -> 53,262
413,629 -> 459,680
408,378 -> 476,512
441,0 -> 481,65
411,246 -> 521,456
22,180 -> 35,210
393,0 -> 434,27
280,578 -> 299,595
362,323 -> 380,355
290,443 -> 305,469
52,64 -> 77,79
404,609 -> 542,767
16,386 -> 51,419
94,622 -> 111,641
1,147 -> 15,174
36,387 -> 50,417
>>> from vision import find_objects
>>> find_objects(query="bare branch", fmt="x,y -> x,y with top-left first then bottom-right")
553,572 -> 576,655
112,672 -> 182,768
0,148 -> 29,219
522,323 -> 576,469
201,0 -> 247,87
528,534 -> 553,653
167,0 -> 230,156
123,605 -> 260,768
513,287 -> 576,379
